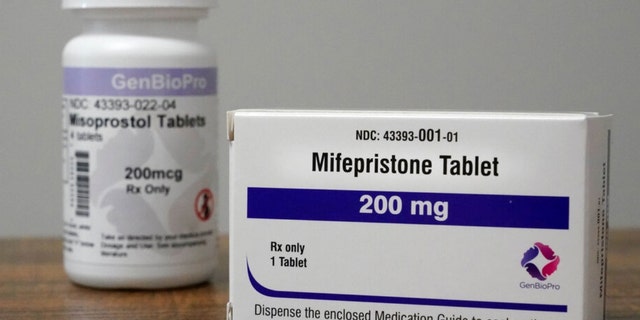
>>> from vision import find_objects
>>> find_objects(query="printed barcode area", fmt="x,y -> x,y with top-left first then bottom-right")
75,151 -> 90,217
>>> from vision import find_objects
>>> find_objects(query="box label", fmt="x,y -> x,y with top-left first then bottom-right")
229,110 -> 610,320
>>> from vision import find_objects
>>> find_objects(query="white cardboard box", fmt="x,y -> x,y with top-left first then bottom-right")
227,110 -> 611,320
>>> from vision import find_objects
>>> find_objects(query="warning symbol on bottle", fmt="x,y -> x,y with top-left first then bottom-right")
195,188 -> 214,222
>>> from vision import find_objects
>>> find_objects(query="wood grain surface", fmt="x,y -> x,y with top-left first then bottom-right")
0,231 -> 638,319
0,237 -> 228,319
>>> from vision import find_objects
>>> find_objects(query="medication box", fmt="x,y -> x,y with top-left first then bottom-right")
227,110 -> 611,320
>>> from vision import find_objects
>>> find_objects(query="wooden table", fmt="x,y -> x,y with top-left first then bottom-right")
1,230 -> 638,319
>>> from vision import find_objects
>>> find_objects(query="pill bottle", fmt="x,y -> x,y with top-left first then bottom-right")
61,0 -> 218,289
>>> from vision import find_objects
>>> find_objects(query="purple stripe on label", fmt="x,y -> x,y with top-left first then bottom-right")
247,187 -> 570,230
248,263 -> 567,312
64,67 -> 217,96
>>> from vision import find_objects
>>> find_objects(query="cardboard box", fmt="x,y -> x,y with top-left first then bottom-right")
227,110 -> 611,320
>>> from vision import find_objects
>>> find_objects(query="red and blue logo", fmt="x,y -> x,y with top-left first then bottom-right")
521,242 -> 560,281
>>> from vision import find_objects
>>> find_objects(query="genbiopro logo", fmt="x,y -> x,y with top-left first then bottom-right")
521,242 -> 560,281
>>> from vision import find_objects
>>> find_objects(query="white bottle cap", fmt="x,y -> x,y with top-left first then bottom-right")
62,0 -> 216,9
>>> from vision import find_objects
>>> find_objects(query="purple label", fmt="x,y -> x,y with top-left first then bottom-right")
247,187 -> 570,230
64,67 -> 217,96
248,264 -> 567,312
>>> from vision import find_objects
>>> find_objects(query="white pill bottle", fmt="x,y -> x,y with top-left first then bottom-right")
62,0 -> 218,289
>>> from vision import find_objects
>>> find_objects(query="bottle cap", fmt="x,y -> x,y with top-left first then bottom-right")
62,0 -> 215,9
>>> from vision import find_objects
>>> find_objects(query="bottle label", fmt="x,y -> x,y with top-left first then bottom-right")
62,67 -> 217,265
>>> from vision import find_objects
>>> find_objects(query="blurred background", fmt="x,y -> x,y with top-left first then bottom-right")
1,1 -> 638,237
